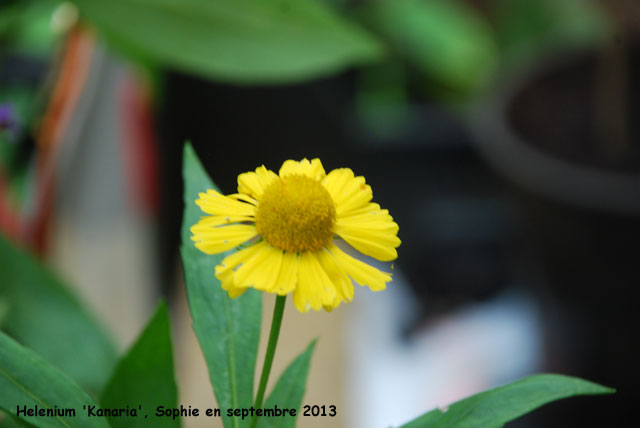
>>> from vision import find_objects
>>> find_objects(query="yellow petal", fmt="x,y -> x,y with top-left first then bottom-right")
335,208 -> 400,261
335,233 -> 398,262
216,244 -> 265,299
340,202 -> 381,217
274,251 -> 298,295
322,168 -> 372,216
228,193 -> 258,205
279,158 -> 326,180
193,214 -> 254,228
338,207 -> 395,225
237,166 -> 278,199
196,189 -> 255,217
191,224 -> 257,254
315,248 -> 354,304
233,242 -> 283,292
215,242 -> 264,279
226,286 -> 247,298
293,252 -> 337,312
220,273 -> 248,298
327,243 -> 392,291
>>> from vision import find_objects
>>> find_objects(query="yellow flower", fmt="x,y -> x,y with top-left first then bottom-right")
190,158 -> 400,312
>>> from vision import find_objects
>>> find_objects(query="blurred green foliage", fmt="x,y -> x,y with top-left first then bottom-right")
0,235 -> 117,395
1,0 -> 611,100
363,0 -> 498,93
493,0 -> 611,69
1,0 -> 60,54
71,0 -> 384,84
356,61 -> 412,138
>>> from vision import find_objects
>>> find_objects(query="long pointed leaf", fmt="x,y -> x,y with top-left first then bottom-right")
399,374 -> 614,428
0,331 -> 109,428
100,302 -> 179,428
180,143 -> 262,428
73,0 -> 383,84
0,236 -> 116,395
256,341 -> 316,428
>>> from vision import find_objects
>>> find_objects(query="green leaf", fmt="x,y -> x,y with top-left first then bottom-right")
398,374 -> 614,428
0,2 -> 23,37
495,0 -> 610,68
72,0 -> 383,84
0,412 -> 36,428
0,235 -> 117,395
0,331 -> 110,428
100,301 -> 179,428
256,341 -> 316,428
364,0 -> 498,93
180,143 -> 262,428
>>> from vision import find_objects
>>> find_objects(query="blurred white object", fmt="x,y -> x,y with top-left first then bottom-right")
345,271 -> 542,428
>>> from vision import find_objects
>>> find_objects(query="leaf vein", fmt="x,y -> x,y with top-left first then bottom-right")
0,365 -> 75,428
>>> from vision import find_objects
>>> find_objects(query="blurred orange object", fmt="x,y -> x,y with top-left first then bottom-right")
0,27 -> 95,253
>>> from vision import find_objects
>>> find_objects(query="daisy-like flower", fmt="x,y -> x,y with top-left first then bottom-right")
191,158 -> 400,312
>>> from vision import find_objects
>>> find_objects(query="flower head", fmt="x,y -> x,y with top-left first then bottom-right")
191,158 -> 400,312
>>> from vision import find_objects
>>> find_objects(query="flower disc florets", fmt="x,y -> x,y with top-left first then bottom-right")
255,174 -> 336,252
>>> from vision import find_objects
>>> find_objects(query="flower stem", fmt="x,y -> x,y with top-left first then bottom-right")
250,295 -> 286,428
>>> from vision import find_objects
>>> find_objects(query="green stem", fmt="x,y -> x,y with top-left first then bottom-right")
249,295 -> 286,428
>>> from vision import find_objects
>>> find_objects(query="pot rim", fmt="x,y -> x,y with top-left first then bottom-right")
468,50 -> 640,214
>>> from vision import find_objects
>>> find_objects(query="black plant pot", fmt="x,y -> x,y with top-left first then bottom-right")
469,43 -> 640,427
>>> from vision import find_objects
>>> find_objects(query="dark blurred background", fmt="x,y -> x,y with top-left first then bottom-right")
1,0 -> 638,427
